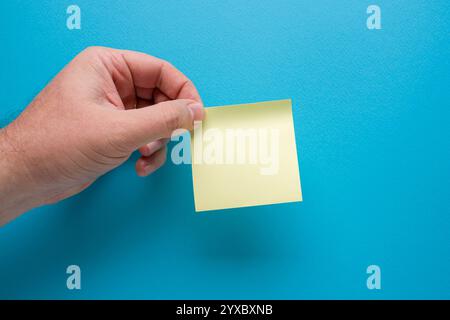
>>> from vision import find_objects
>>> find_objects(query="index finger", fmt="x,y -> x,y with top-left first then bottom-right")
117,49 -> 202,103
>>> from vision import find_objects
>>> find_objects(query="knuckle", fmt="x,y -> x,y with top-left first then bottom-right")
81,46 -> 108,58
160,59 -> 174,69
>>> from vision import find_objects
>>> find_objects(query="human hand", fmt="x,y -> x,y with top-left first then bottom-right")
0,46 -> 204,224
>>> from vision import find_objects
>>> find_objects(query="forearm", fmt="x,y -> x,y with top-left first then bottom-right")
0,125 -> 41,225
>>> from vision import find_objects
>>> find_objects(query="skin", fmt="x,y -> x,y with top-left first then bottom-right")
0,46 -> 204,226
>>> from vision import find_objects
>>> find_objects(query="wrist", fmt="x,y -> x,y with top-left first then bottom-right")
0,124 -> 42,225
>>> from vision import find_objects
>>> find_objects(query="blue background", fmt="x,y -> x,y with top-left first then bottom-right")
0,0 -> 449,299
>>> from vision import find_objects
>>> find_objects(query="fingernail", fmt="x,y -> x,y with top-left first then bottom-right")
144,161 -> 154,173
188,103 -> 204,121
146,140 -> 163,155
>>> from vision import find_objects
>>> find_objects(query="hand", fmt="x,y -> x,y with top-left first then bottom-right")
0,46 -> 204,225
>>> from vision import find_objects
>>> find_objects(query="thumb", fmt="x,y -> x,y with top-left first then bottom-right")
119,99 -> 204,151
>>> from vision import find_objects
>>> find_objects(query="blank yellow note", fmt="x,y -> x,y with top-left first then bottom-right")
191,99 -> 302,212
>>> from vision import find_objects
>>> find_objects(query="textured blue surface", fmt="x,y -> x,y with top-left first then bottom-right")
0,0 -> 449,299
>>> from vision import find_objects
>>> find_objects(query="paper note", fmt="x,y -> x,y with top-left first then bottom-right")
191,99 -> 302,212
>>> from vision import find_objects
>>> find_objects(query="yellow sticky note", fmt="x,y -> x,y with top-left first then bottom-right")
191,99 -> 302,212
